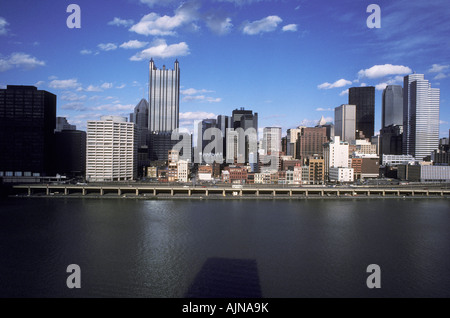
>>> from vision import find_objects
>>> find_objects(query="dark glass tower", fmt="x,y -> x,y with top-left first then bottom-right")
348,86 -> 375,139
0,85 -> 56,177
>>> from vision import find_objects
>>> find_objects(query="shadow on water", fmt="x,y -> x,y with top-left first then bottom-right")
185,257 -> 262,298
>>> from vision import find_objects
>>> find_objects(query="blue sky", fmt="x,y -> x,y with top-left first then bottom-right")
1,0 -> 449,138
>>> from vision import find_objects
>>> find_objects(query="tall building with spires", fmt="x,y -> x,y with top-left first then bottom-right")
148,59 -> 180,132
147,59 -> 181,163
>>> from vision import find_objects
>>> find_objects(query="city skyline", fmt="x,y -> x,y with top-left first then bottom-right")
0,0 -> 449,138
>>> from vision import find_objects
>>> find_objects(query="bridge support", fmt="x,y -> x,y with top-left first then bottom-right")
64,187 -> 68,195
136,188 -> 139,196
153,189 -> 156,196
171,189 -> 174,196
82,188 -> 86,196
100,188 -> 104,196
256,190 -> 259,196
189,189 -> 191,196
28,187 -> 31,196
118,189 -> 121,196
46,186 -> 49,196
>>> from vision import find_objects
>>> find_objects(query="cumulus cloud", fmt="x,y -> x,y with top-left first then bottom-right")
80,49 -> 92,55
119,40 -> 149,49
428,64 -> 449,73
318,79 -> 352,89
130,2 -> 199,36
85,85 -> 103,92
61,92 -> 87,101
116,84 -> 126,89
339,89 -> 349,96
0,52 -> 45,72
242,15 -> 282,35
315,108 -> 332,111
49,79 -> 81,90
100,82 -> 113,89
282,24 -> 297,32
205,15 -> 233,35
375,75 -> 404,91
434,73 -> 447,80
179,111 -> 217,127
140,0 -> 179,7
61,102 -> 87,111
108,17 -> 134,27
358,64 -> 412,79
0,17 -> 9,35
93,103 -> 135,112
98,43 -> 118,51
130,39 -> 190,60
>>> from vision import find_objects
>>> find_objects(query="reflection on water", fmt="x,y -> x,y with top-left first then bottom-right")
0,198 -> 449,297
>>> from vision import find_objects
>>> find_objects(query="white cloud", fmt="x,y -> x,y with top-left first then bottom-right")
375,83 -> 388,91
434,73 -> 447,80
439,120 -> 448,125
282,24 -> 297,32
140,0 -> 179,7
61,92 -> 87,101
242,15 -> 282,35
205,15 -> 233,35
34,80 -> 45,87
116,84 -> 126,89
429,64 -> 450,73
85,85 -> 103,92
80,49 -> 92,55
318,78 -> 352,89
119,40 -> 149,49
49,79 -> 81,89
360,83 -> 367,87
315,108 -> 332,111
179,111 -> 217,126
0,52 -> 45,72
108,17 -> 134,27
93,103 -> 135,112
358,64 -> 412,79
130,2 -> 199,36
0,17 -> 9,35
181,88 -> 214,95
130,39 -> 190,60
61,102 -> 86,111
101,82 -> 113,89
339,89 -> 349,96
299,117 -> 333,127
98,43 -> 117,51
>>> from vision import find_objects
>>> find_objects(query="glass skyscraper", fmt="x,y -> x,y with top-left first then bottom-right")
348,86 -> 375,139
148,59 -> 180,132
403,74 -> 440,160
382,85 -> 403,128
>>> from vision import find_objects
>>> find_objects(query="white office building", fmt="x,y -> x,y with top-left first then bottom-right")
177,160 -> 190,182
323,136 -> 349,179
329,167 -> 354,183
86,116 -> 136,182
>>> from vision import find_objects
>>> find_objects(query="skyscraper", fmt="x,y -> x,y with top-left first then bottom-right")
231,108 -> 258,163
349,86 -> 375,139
130,99 -> 150,176
403,74 -> 440,160
262,127 -> 282,155
0,85 -> 56,178
403,74 -> 424,155
217,115 -> 232,160
286,127 -> 303,158
148,59 -> 180,132
334,104 -> 356,142
382,85 -> 403,128
86,116 -> 137,182
295,127 -> 327,163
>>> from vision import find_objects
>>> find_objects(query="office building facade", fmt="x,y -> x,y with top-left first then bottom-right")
334,104 -> 356,142
86,116 -> 137,182
0,85 -> 56,178
349,86 -> 375,139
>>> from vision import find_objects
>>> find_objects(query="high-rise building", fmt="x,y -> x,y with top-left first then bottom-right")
0,85 -> 56,178
55,117 -> 76,132
403,74 -> 440,160
54,119 -> 86,178
231,108 -> 258,163
197,118 -> 218,163
86,116 -> 137,182
148,59 -> 180,132
262,127 -> 282,155
315,116 -> 334,141
217,115 -> 232,160
130,99 -> 150,177
382,85 -> 403,128
295,127 -> 327,163
323,136 -> 349,180
349,86 -> 375,139
380,125 -> 403,156
334,104 -> 356,142
286,127 -> 303,158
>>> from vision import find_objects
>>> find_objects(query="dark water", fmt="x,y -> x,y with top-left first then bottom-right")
0,198 -> 449,298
